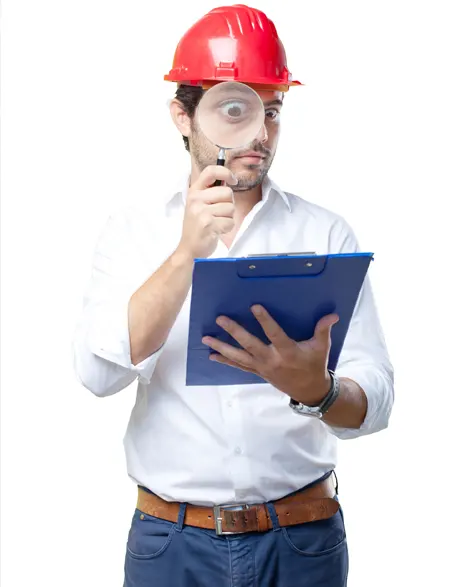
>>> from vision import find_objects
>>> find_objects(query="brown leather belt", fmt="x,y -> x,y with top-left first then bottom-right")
136,475 -> 339,535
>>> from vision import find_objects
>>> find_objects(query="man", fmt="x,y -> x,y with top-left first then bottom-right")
73,5 -> 394,586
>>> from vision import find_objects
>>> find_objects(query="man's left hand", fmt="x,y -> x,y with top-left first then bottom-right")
202,305 -> 339,406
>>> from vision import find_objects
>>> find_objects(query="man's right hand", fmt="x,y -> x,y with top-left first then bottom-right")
176,166 -> 238,260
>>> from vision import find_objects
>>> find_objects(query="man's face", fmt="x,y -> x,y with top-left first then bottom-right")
189,89 -> 283,192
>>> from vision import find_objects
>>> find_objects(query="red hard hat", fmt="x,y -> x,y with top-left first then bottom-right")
164,4 -> 301,91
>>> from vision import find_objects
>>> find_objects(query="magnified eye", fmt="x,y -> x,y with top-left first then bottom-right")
219,100 -> 249,122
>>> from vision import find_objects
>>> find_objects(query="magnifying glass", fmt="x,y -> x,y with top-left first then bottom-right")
195,81 -> 265,186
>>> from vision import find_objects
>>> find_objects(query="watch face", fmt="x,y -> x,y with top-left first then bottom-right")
308,406 -> 323,418
290,402 -> 323,418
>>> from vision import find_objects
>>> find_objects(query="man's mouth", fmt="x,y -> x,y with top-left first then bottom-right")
233,151 -> 266,163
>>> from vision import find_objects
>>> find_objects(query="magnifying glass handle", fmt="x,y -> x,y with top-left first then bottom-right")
213,148 -> 226,187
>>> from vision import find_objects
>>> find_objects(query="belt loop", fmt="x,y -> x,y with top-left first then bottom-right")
266,502 -> 281,532
176,503 -> 187,532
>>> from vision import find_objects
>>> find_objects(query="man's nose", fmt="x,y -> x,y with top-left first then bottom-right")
256,124 -> 268,143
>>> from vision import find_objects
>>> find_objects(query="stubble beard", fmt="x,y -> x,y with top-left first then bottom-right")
189,124 -> 274,192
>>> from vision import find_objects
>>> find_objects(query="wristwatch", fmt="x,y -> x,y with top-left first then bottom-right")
289,370 -> 340,419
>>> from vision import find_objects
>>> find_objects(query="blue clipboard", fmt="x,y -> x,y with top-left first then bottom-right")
186,252 -> 373,386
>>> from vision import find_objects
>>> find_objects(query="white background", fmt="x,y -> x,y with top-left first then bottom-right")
1,1 -> 474,585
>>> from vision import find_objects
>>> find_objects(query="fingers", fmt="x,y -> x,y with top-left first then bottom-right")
194,166 -> 238,190
251,305 -> 294,352
191,203 -> 235,235
202,336 -> 256,368
214,315 -> 269,359
313,313 -> 339,344
187,189 -> 235,234
209,353 -> 259,375
207,202 -> 235,218
202,186 -> 235,204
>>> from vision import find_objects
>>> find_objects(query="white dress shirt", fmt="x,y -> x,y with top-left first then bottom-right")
72,174 -> 394,506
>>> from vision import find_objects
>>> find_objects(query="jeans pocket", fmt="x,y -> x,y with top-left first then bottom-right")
126,509 -> 177,560
282,506 -> 346,557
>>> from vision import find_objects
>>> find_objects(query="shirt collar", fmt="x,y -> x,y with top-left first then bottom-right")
164,173 -> 292,212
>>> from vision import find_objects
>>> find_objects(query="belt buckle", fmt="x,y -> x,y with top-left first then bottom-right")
213,503 -> 251,536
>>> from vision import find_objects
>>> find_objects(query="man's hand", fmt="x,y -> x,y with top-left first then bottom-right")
202,305 -> 339,406
176,165 -> 238,260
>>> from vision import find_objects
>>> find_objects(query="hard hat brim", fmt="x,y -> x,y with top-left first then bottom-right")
164,76 -> 303,92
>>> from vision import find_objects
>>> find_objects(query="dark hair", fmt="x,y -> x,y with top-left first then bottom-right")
175,85 -> 204,151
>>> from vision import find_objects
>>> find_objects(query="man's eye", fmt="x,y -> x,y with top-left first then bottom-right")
266,109 -> 280,121
219,100 -> 248,121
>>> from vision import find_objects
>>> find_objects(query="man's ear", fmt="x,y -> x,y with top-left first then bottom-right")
170,99 -> 191,139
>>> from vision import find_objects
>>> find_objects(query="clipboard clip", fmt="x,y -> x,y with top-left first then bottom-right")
246,252 -> 316,258
237,253 -> 327,278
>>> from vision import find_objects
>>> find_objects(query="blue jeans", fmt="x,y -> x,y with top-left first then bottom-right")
124,482 -> 348,586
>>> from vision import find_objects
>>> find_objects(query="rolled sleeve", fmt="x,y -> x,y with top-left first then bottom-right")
87,299 -> 164,384
323,218 -> 395,439
72,209 -> 163,397
329,356 -> 394,440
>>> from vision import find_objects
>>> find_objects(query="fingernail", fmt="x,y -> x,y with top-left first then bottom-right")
252,305 -> 262,315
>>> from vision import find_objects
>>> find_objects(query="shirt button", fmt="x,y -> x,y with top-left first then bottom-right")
234,446 -> 242,455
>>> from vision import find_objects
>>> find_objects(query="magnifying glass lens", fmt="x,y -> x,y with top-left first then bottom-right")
196,82 -> 265,150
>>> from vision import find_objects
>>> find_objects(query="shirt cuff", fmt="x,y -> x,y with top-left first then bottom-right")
87,298 -> 164,385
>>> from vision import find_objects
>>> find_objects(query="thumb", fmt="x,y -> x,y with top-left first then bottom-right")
313,313 -> 339,344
